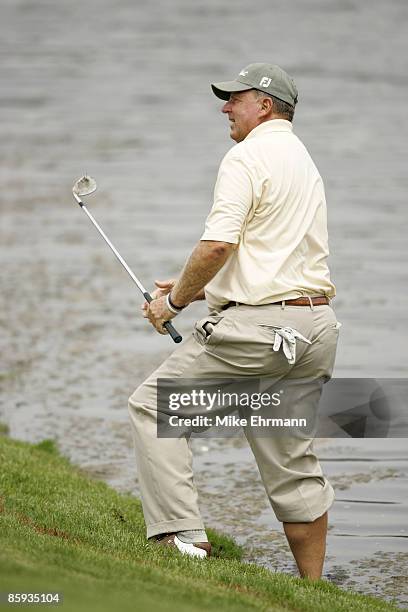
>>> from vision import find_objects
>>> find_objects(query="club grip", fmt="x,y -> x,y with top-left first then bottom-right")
143,292 -> 183,344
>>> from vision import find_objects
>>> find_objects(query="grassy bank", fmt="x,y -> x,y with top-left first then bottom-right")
0,434 -> 400,612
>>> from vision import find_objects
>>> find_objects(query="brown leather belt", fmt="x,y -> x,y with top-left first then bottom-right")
221,296 -> 330,311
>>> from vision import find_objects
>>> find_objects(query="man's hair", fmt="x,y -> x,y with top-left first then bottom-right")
253,89 -> 295,122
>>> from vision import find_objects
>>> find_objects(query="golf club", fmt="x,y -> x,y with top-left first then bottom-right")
72,175 -> 182,344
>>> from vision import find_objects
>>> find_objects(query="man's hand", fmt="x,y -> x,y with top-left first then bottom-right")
146,294 -> 177,335
141,279 -> 176,319
141,277 -> 207,320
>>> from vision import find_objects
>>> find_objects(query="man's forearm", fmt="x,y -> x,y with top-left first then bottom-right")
171,240 -> 234,307
192,288 -> 206,302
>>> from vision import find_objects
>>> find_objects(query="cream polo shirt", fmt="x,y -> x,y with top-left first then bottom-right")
201,119 -> 336,311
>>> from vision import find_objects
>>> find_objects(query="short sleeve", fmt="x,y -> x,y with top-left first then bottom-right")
201,153 -> 253,244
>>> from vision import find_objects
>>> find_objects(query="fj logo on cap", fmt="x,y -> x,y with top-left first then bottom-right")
239,69 -> 249,76
260,77 -> 272,87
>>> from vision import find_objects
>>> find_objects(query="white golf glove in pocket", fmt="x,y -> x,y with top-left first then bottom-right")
270,326 -> 312,365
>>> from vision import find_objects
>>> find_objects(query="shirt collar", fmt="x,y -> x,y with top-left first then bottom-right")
245,119 -> 293,140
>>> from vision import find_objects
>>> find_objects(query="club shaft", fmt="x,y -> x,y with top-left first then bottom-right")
82,204 -> 147,294
78,201 -> 182,344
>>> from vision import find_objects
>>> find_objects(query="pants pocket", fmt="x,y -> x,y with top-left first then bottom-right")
201,318 -> 291,374
193,315 -> 224,347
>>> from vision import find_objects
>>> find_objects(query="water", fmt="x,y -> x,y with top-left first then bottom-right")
1,0 -> 407,606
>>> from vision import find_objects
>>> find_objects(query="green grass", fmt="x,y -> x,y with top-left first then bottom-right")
0,422 -> 9,436
0,435 -> 400,612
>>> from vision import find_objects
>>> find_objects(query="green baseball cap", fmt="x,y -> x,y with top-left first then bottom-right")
211,63 -> 298,106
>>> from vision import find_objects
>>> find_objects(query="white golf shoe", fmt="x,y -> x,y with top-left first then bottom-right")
152,533 -> 211,558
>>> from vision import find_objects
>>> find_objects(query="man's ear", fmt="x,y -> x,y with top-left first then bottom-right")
259,95 -> 273,116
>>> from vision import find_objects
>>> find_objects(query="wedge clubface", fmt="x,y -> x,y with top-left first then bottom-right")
72,175 -> 182,344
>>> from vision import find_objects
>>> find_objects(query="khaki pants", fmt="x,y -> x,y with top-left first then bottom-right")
128,303 -> 339,538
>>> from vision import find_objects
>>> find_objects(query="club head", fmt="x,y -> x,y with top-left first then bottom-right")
72,175 -> 97,202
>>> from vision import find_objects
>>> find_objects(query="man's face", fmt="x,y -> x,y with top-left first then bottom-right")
222,90 -> 262,142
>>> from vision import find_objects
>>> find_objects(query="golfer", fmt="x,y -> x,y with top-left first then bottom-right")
128,63 -> 340,579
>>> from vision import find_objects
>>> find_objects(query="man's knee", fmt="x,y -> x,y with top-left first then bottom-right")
128,378 -> 158,419
128,384 -> 146,416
